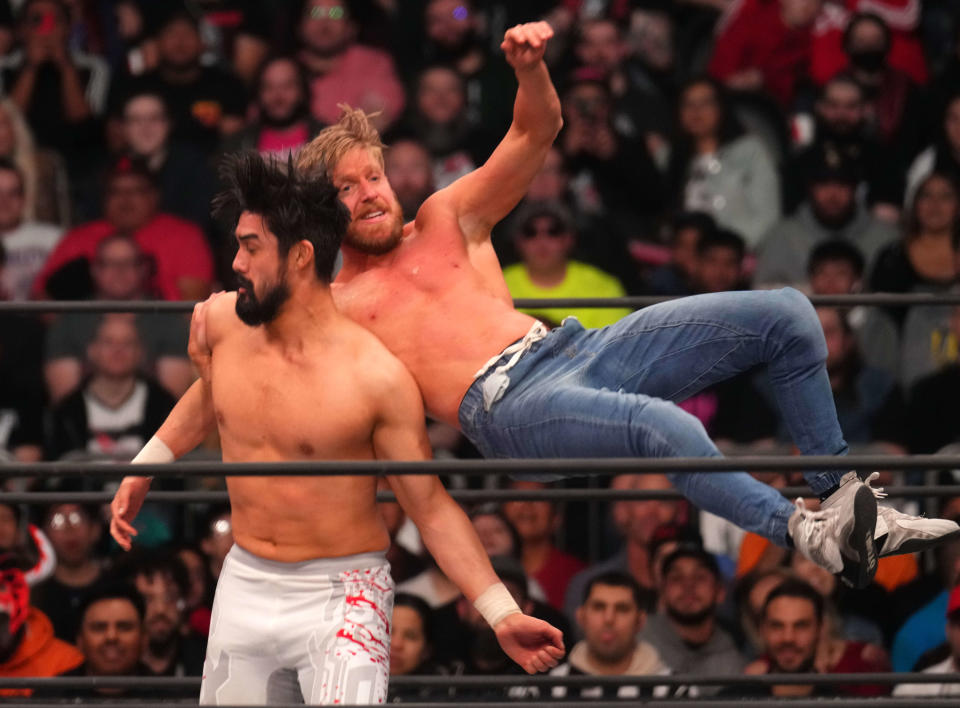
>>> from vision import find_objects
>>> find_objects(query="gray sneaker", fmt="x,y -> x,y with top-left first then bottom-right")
787,498 -> 844,574
859,472 -> 960,556
820,471 -> 879,589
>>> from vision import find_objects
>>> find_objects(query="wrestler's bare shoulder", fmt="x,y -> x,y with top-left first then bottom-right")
340,317 -> 423,403
201,290 -> 242,348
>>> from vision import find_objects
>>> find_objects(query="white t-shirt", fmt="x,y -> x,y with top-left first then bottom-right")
1,221 -> 62,300
892,656 -> 960,696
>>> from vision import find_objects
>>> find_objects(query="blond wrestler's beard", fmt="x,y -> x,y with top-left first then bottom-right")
344,201 -> 404,255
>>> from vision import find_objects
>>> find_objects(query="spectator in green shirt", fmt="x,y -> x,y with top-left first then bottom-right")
502,201 -> 631,329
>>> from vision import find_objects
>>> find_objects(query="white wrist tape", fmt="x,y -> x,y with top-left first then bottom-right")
474,582 -> 521,628
131,436 -> 175,471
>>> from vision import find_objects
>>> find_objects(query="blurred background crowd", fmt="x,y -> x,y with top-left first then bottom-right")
2,0 -> 960,701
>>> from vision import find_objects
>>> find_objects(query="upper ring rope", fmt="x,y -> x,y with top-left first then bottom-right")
2,292 -> 959,314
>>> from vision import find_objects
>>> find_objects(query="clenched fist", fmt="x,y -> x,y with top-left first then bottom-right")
501,22 -> 553,72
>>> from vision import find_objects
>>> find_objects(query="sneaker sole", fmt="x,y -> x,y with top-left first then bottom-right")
841,486 -> 879,589
880,528 -> 960,557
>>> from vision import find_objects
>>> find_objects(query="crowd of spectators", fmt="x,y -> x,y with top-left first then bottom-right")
1,0 -> 960,700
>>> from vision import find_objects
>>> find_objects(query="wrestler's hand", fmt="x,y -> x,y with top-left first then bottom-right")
494,613 -> 565,674
110,476 -> 150,550
189,292 -> 222,383
501,21 -> 553,72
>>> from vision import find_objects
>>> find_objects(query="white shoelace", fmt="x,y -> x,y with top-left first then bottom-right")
793,498 -> 838,543
862,471 -> 888,500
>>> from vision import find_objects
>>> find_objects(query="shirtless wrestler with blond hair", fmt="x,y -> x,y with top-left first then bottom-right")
119,18 -> 957,628
109,153 -> 563,705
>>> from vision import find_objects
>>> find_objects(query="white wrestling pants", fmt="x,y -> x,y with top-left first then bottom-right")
199,545 -> 394,705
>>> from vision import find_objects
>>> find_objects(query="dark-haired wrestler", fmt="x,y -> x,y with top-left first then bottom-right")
109,152 -> 563,705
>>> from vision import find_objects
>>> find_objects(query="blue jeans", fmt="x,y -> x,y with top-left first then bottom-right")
458,288 -> 847,545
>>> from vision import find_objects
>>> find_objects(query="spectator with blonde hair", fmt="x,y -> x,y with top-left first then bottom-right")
0,98 -> 69,225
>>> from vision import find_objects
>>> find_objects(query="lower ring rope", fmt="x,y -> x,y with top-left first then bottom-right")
1,454 -> 959,478
1,485 -> 957,505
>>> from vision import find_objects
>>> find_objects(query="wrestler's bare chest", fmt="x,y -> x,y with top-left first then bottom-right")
332,227 -> 537,425
211,336 -> 375,460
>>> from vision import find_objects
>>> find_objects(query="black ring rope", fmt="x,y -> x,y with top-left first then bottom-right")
2,292 -> 960,314
1,485 -> 956,505
0,455 -> 957,479
6,702 -> 960,708
2,672 -> 958,690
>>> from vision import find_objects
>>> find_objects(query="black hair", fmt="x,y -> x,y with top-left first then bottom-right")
213,151 -> 349,283
77,581 -> 147,628
417,62 -> 466,91
671,211 -> 717,244
843,12 -> 892,54
156,6 -> 200,35
819,72 -> 865,102
697,228 -> 745,261
468,504 -> 522,560
907,171 -> 960,246
667,77 -> 744,200
393,592 -> 436,650
113,549 -> 191,602
660,547 -> 720,581
583,570 -> 646,610
121,89 -> 170,120
762,578 -> 824,624
94,232 -> 141,260
106,155 -> 158,190
574,15 -> 628,45
807,239 -> 865,279
255,54 -> 310,108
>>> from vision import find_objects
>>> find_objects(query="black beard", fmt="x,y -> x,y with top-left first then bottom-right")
260,104 -> 309,130
235,274 -> 290,326
411,113 -> 472,156
428,32 -> 482,66
816,118 -> 865,145
147,632 -> 178,657
769,648 -> 816,674
812,204 -> 856,231
666,605 -> 715,627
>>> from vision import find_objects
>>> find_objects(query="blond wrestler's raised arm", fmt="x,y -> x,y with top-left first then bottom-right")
438,21 -> 562,242
110,296 -> 226,549
374,360 -> 564,673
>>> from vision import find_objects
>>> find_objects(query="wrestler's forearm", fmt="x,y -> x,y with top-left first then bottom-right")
416,499 -> 500,602
155,378 -> 217,458
512,61 -> 562,143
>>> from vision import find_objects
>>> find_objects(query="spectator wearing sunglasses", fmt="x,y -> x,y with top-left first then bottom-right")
502,200 -> 631,329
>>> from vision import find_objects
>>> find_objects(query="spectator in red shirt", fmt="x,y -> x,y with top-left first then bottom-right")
839,13 -> 923,153
298,0 -> 405,132
502,480 -> 586,612
810,0 -> 928,86
709,0 -> 847,109
33,157 -> 213,301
